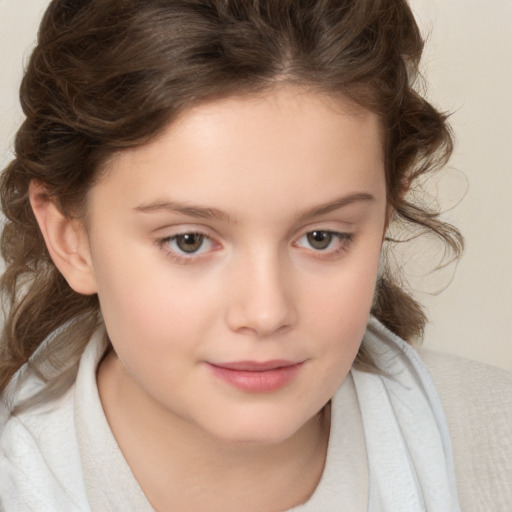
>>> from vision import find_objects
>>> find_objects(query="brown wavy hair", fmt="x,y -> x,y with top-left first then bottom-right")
1,0 -> 463,396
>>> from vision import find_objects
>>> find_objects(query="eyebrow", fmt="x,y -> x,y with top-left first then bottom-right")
133,199 -> 233,222
133,192 -> 375,222
298,192 -> 375,220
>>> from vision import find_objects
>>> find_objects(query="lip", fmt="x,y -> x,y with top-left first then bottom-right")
207,360 -> 305,393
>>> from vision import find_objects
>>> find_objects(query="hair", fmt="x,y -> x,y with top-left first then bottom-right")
1,0 -> 463,399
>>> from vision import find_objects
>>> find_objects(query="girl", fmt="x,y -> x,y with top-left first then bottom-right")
0,0 -> 511,510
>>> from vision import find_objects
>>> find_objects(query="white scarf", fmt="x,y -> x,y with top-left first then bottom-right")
0,318 -> 462,511
352,317 -> 461,511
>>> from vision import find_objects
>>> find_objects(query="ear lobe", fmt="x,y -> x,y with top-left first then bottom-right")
29,181 -> 98,295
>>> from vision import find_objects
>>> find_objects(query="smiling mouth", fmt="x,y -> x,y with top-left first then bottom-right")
206,360 -> 305,392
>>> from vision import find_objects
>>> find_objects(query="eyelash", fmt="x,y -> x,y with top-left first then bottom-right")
156,230 -> 218,264
294,230 -> 354,259
155,229 -> 354,264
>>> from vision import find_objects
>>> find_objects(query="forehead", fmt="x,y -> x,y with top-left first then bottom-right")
91,86 -> 385,220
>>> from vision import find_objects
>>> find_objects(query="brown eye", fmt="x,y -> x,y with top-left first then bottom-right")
159,231 -> 217,261
175,233 -> 205,253
306,231 -> 333,250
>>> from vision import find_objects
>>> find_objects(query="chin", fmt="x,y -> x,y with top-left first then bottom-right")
204,409 -> 320,447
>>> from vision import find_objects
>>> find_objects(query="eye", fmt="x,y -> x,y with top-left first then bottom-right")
161,232 -> 216,257
295,230 -> 353,253
173,233 -> 208,254
305,231 -> 334,250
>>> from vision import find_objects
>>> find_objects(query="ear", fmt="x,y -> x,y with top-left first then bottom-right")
29,181 -> 98,295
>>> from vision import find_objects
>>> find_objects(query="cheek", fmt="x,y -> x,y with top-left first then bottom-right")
315,238 -> 380,308
91,241 -> 216,349
304,237 -> 381,356
95,267 -> 215,397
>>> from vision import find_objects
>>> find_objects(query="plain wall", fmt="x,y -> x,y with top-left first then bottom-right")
410,0 -> 512,371
0,0 -> 511,370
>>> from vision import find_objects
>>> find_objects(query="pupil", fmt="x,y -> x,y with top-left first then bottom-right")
176,233 -> 203,253
307,231 -> 332,250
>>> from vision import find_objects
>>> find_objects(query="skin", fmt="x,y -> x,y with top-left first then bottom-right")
31,85 -> 388,511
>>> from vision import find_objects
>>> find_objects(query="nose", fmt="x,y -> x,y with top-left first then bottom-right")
225,252 -> 297,337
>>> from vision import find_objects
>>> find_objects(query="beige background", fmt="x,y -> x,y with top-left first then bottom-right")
1,0 -> 511,370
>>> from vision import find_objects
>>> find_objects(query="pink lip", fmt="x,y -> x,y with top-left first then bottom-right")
207,360 -> 304,392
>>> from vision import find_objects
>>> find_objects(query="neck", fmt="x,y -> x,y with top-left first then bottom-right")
97,351 -> 330,512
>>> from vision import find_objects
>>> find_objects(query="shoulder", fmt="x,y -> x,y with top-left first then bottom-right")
419,348 -> 512,413
419,348 -> 512,425
0,378 -> 89,510
418,348 -> 512,511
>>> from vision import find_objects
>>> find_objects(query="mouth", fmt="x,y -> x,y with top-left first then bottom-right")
206,360 -> 305,393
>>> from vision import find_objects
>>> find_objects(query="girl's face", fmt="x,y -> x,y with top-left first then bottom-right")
86,86 -> 387,444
